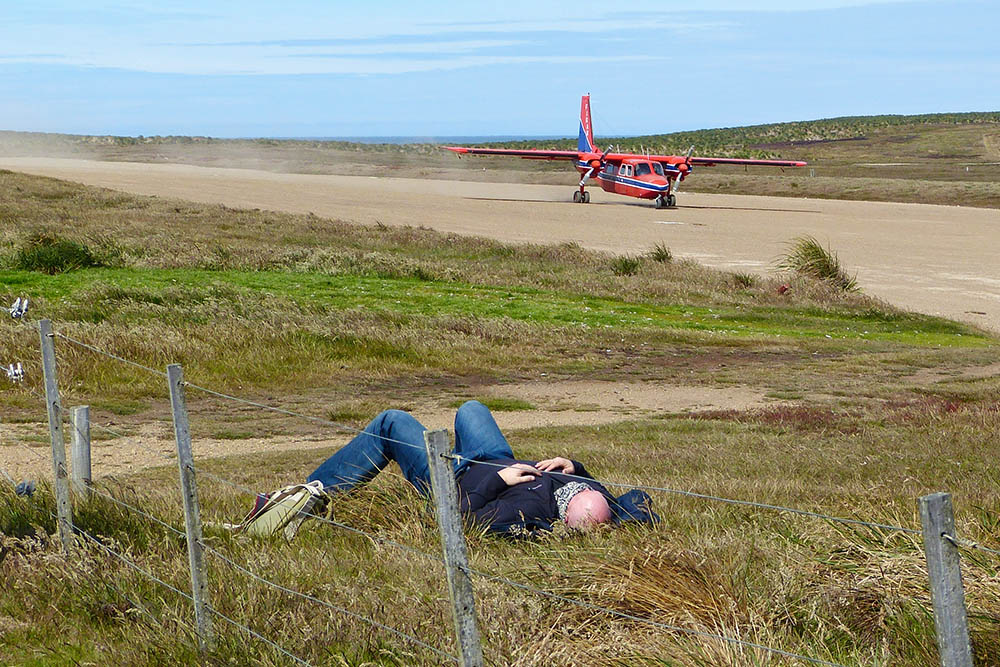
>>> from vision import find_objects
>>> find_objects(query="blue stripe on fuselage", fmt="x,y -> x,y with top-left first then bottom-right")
596,173 -> 670,192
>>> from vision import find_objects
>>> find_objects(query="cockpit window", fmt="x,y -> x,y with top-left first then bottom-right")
635,163 -> 651,176
652,163 -> 664,176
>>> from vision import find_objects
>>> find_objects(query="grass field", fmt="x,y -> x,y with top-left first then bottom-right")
1,170 -> 999,665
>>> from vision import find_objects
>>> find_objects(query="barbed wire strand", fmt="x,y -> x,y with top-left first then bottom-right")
86,485 -> 187,538
201,541 -> 458,663
76,490 -> 312,667
53,329 -> 431,456
204,604 -> 314,667
0,471 -> 165,627
464,565 -> 846,667
11,379 -> 444,566
943,533 -> 1000,559
182,380 -> 432,453
11,383 -> 418,660
9,413 -> 446,660
1,461 -> 312,667
54,332 -> 168,378
195,468 -> 445,565
445,454 -> 921,536
75,524 -> 192,600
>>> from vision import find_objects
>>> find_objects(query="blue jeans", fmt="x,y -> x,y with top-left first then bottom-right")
307,400 -> 515,495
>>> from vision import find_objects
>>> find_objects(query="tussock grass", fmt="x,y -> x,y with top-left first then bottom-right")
610,254 -> 642,276
778,236 -> 859,292
648,242 -> 673,263
12,232 -> 103,274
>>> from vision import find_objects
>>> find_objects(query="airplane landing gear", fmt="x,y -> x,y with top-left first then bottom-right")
573,190 -> 591,203
654,194 -> 676,209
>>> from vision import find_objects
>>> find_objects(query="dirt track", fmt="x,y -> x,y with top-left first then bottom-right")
2,381 -> 776,481
3,157 -> 998,332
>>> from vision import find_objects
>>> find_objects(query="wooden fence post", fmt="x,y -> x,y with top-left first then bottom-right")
919,492 -> 974,667
70,406 -> 91,498
166,364 -> 214,651
424,429 -> 484,667
38,319 -> 72,553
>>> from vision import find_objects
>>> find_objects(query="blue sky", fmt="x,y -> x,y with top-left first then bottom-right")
0,1 -> 996,138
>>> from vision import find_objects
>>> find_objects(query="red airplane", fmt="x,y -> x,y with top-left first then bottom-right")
444,95 -> 806,208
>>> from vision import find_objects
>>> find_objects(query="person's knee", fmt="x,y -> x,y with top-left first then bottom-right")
455,400 -> 488,423
457,399 -> 486,413
373,408 -> 411,427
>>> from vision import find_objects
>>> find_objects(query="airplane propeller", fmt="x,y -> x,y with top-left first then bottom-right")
675,145 -> 695,180
579,145 -> 614,186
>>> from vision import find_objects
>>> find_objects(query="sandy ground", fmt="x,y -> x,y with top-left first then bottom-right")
2,157 -> 999,333
2,157 -> 998,483
2,381 -> 774,481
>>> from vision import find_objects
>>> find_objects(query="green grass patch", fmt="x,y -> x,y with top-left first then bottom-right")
91,399 -> 149,416
447,397 -> 536,411
2,267 -> 985,346
210,429 -> 255,440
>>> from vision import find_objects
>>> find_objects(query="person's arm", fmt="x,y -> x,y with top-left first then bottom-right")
535,457 -> 598,482
459,464 -> 540,513
460,473 -> 507,513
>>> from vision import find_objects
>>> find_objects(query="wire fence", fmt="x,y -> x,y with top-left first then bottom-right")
5,331 -> 461,663
2,316 -> 994,666
50,328 -> 928,538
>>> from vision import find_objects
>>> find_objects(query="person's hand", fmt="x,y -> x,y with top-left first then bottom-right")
534,457 -> 575,475
497,463 -> 541,486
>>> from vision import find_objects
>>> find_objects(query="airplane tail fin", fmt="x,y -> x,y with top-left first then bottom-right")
578,94 -> 595,153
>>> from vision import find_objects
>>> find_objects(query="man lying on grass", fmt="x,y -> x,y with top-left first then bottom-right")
243,401 -> 657,537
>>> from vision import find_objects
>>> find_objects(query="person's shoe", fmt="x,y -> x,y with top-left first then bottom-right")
237,481 -> 327,539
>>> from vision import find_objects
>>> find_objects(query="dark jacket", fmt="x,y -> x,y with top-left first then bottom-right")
456,458 -> 658,536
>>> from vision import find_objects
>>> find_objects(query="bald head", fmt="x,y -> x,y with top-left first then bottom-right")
565,490 -> 612,530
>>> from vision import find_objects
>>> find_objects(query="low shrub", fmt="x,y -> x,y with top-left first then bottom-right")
611,254 -> 642,276
13,232 -> 102,274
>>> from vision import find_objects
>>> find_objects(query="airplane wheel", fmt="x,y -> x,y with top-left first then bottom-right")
654,196 -> 665,209
583,191 -> 591,203
667,195 -> 677,207
573,191 -> 582,203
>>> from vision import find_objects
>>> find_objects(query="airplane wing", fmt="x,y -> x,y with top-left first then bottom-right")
687,156 -> 807,167
641,153 -> 806,167
443,146 -> 582,161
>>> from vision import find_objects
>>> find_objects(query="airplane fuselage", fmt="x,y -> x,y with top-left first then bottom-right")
576,158 -> 672,200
